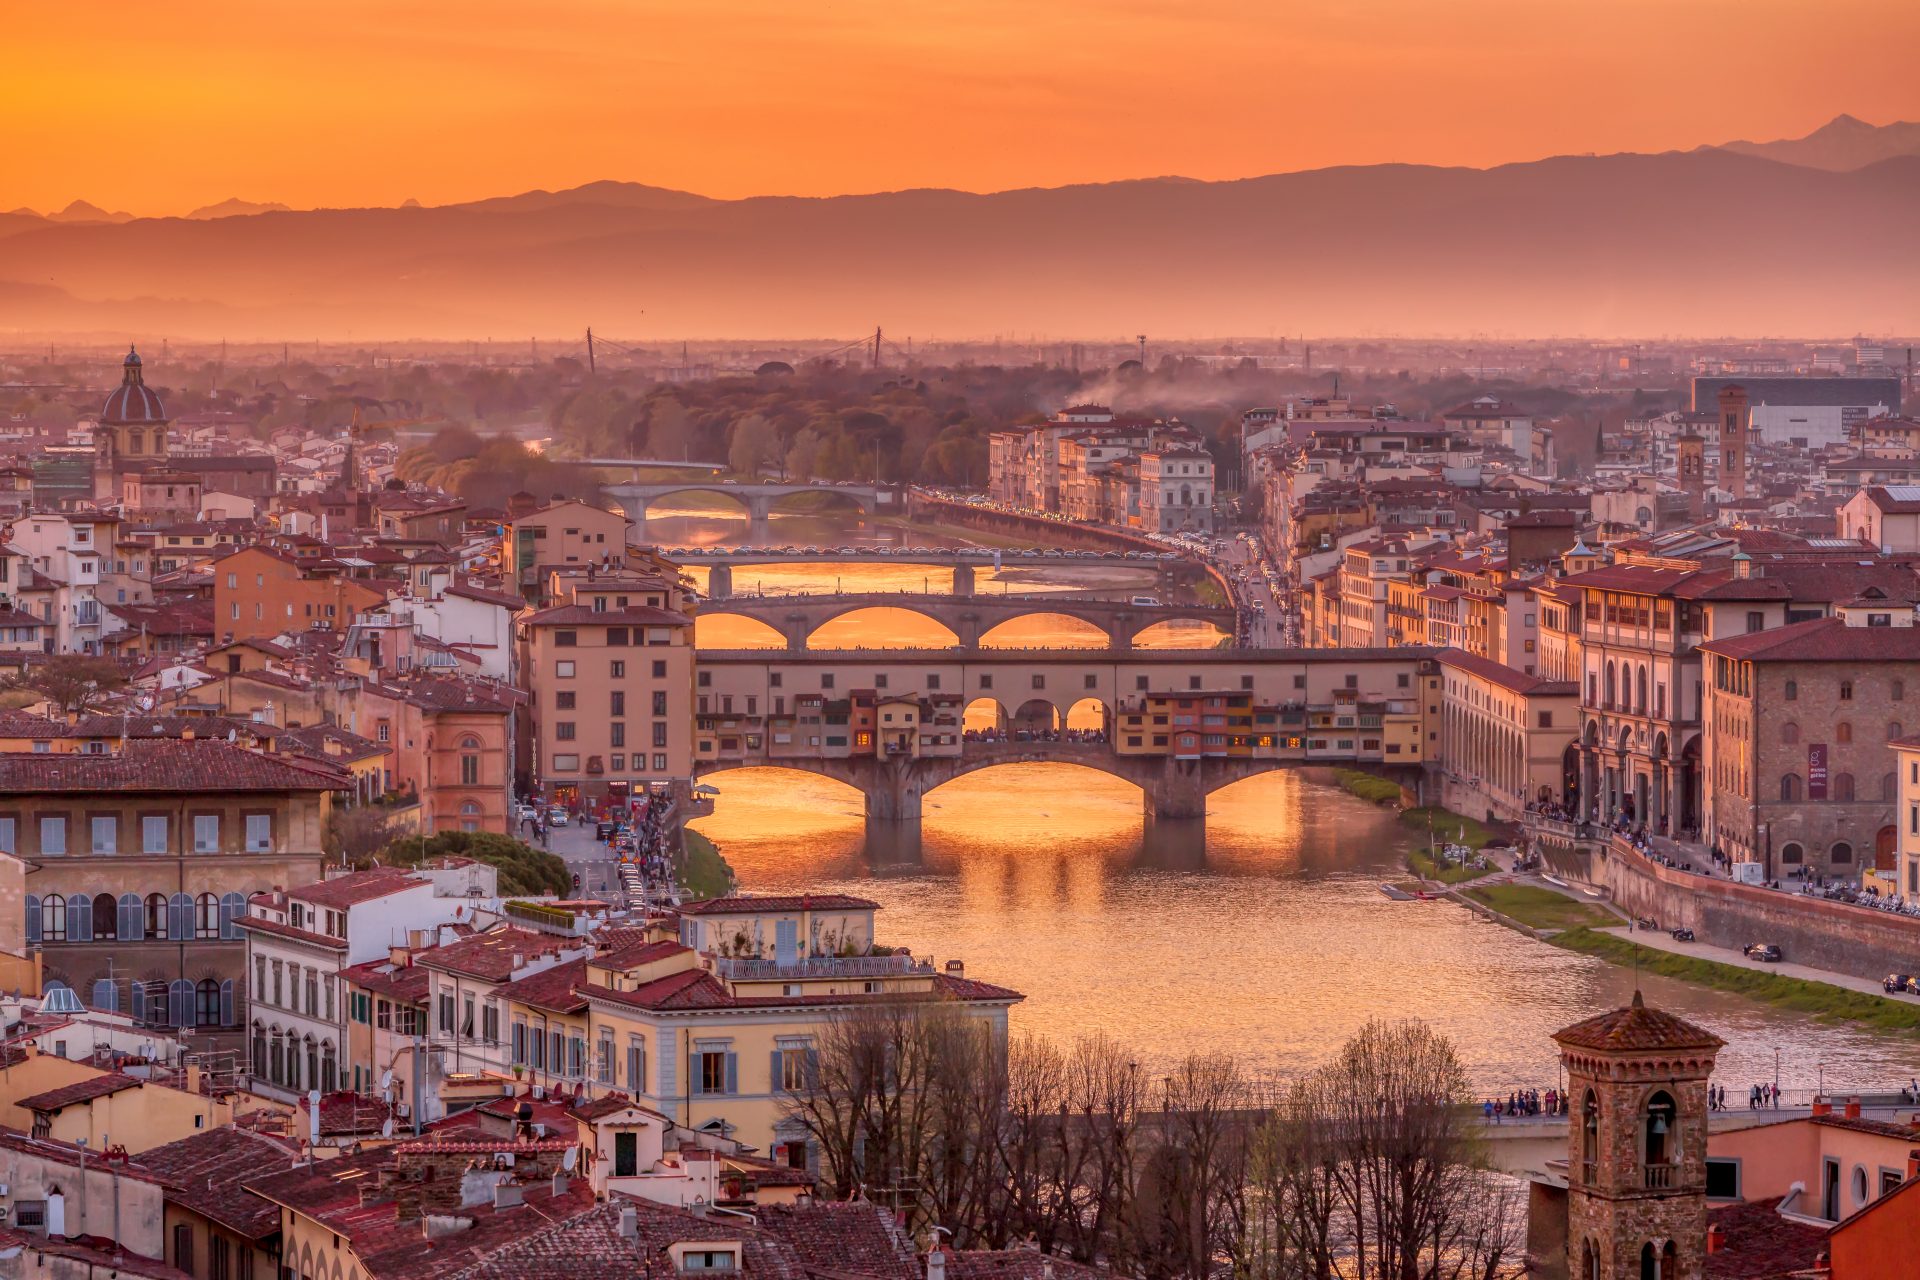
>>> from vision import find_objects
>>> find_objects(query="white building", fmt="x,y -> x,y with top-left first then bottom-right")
238,865 -> 498,1099
3,511 -> 118,653
1137,448 -> 1216,533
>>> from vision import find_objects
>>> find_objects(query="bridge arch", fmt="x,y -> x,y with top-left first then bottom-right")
765,488 -> 873,517
1011,698 -> 1060,733
1064,697 -> 1111,733
1131,616 -> 1233,649
631,486 -> 754,519
694,613 -> 786,649
805,605 -> 959,649
978,612 -> 1110,650
963,697 -> 1008,734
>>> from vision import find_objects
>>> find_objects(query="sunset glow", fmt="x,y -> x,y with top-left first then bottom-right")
9,0 -> 1918,214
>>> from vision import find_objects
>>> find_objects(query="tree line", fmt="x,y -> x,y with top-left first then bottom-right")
780,1006 -> 1522,1280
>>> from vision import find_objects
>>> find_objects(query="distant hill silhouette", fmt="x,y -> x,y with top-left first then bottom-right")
186,197 -> 293,219
1710,114 -> 1920,172
2,144 -> 1917,338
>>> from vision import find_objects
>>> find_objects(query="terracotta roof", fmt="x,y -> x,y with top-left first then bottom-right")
289,867 -> 428,909
1552,992 -> 1725,1054
139,1125 -> 299,1239
1435,648 -> 1576,696
340,957 -> 431,1003
17,1071 -> 144,1111
0,739 -> 348,792
506,956 -> 590,1014
679,894 -> 880,916
234,913 -> 348,950
0,1227 -> 191,1280
1698,616 -> 1920,663
417,926 -> 579,981
1703,1197 -> 1829,1280
301,1089 -> 397,1137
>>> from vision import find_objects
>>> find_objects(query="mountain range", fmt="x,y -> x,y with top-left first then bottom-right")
3,116 -> 1917,341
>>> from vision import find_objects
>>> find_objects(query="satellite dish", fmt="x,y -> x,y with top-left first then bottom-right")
562,1147 -> 578,1173
381,1118 -> 395,1139
380,1070 -> 394,1090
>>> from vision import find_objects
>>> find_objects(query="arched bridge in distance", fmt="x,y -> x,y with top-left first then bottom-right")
690,646 -> 1439,832
695,593 -> 1238,651
604,480 -> 891,536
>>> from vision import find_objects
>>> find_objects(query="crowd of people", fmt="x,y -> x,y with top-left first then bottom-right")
1482,1088 -> 1567,1122
961,726 -> 1110,745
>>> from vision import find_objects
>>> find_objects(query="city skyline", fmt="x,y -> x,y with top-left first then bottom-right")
6,0 -> 1919,215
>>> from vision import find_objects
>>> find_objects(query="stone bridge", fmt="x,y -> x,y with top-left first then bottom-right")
606,480 -> 890,535
697,739 -> 1427,825
696,592 -> 1237,649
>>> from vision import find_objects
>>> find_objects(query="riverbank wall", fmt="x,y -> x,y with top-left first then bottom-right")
1589,837 -> 1920,982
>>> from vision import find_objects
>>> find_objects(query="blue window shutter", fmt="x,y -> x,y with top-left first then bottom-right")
804,1048 -> 819,1087
219,893 -> 243,940
725,1052 -> 737,1095
92,979 -> 116,1012
771,1050 -> 784,1092
220,980 -> 235,1026
119,894 -> 142,942
170,979 -> 192,1028
69,895 -> 91,943
775,919 -> 798,967
168,893 -> 192,941
655,1028 -> 676,1097
24,895 -> 38,944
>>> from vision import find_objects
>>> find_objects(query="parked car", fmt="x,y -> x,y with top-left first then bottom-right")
1744,943 -> 1783,962
1886,973 -> 1913,994
1670,927 -> 1695,942
547,808 -> 570,827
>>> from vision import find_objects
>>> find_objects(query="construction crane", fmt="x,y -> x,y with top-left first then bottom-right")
344,405 -> 433,490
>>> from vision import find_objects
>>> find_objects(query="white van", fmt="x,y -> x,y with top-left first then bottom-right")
1131,594 -> 1161,606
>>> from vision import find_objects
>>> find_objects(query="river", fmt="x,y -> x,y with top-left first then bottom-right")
660,499 -> 1920,1095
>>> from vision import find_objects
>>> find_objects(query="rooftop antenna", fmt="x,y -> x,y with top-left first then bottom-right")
586,327 -> 596,374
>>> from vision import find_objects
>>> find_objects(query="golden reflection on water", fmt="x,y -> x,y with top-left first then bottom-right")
690,765 -> 1920,1091
692,597 -> 1228,650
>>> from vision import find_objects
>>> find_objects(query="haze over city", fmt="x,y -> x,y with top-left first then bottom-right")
6,7 -> 1920,1280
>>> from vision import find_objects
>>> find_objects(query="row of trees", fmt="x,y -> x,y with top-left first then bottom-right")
782,1008 -> 1521,1280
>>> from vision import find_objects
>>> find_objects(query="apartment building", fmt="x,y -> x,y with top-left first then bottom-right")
1434,649 -> 1578,822
521,575 -> 695,808
502,498 -> 634,602
213,545 -> 384,643
3,511 -> 119,653
6,741 -> 343,1053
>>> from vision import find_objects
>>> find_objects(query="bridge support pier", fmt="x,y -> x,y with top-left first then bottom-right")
707,564 -> 733,599
951,563 -> 974,596
744,495 -> 774,542
1142,759 -> 1209,823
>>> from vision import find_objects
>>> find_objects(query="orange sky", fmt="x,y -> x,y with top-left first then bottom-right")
7,0 -> 1918,215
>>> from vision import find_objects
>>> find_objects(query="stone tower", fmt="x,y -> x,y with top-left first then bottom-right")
1554,991 -> 1724,1280
1715,385 -> 1749,501
1675,433 -> 1705,520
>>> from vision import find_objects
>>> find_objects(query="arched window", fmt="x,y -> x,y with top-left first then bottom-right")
65,893 -> 91,943
196,979 -> 222,1026
1637,667 -> 1649,714
1884,772 -> 1899,802
145,893 -> 167,939
41,894 -> 67,943
321,1041 -> 338,1093
1781,842 -> 1804,864
118,893 -> 143,942
1779,772 -> 1802,802
251,1023 -> 267,1076
460,736 -> 482,787
1832,842 -> 1854,864
91,893 -> 116,941
460,801 -> 481,833
1584,1239 -> 1600,1280
219,892 -> 245,941
1644,1090 -> 1677,1184
1784,679 -> 1798,701
91,979 -> 118,1013
1781,722 -> 1800,744
1833,773 -> 1856,802
1606,662 -> 1618,709
305,1036 -> 319,1090
195,893 -> 221,939
1581,1090 -> 1599,1183
1837,721 -> 1854,744
268,1032 -> 284,1085
1891,722 -> 1905,742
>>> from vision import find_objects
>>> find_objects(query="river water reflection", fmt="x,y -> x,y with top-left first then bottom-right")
662,500 -> 1916,1094
692,765 -> 1919,1095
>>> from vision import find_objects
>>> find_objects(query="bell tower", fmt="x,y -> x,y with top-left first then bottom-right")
1675,434 -> 1705,520
1554,992 -> 1724,1280
1716,385 -> 1749,501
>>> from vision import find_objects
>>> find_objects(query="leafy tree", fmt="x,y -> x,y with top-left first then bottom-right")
377,830 -> 570,897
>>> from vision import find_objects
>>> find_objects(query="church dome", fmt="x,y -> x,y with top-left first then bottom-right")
101,344 -> 168,424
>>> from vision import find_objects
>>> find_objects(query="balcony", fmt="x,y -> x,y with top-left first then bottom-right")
710,953 -> 933,980
1645,1162 -> 1676,1189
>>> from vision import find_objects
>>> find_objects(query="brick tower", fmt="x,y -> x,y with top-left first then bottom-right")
1716,385 -> 1749,501
1675,433 -> 1706,519
1554,991 -> 1724,1280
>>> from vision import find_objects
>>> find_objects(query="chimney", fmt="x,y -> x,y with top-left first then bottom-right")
1845,1097 -> 1862,1120
1705,1224 -> 1726,1255
493,1183 -> 523,1210
619,1204 -> 639,1239
1813,1098 -> 1833,1117
927,1247 -> 947,1280
945,959 -> 964,978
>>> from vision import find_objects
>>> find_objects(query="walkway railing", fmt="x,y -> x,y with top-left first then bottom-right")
711,953 -> 933,980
